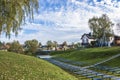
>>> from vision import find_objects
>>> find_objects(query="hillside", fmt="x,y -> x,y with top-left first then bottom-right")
52,47 -> 120,67
0,51 -> 78,80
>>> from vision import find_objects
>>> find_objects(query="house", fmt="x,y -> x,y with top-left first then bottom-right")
81,33 -> 96,47
114,36 -> 120,46
81,32 -> 120,47
0,44 -> 10,51
56,44 -> 68,51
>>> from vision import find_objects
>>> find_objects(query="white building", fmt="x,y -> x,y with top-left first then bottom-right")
81,33 -> 96,47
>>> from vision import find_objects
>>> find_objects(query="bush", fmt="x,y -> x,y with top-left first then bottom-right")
91,41 -> 97,47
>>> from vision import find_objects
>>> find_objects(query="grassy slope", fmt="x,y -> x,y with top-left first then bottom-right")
0,51 -> 78,80
52,47 -> 120,67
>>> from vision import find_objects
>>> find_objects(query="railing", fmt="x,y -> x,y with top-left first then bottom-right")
84,54 -> 120,69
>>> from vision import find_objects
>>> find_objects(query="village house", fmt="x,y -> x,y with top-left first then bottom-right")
81,33 -> 96,47
81,33 -> 120,47
114,36 -> 120,46
0,43 -> 10,51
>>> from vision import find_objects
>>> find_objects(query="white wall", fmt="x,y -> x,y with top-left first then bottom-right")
82,35 -> 89,43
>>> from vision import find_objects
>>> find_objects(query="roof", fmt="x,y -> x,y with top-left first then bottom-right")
81,33 -> 95,39
114,36 -> 120,40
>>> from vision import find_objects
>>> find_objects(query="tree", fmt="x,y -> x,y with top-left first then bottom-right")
88,14 -> 114,47
0,41 -> 3,48
8,41 -> 23,53
74,42 -> 81,49
62,41 -> 67,51
6,42 -> 11,49
71,42 -> 75,48
0,0 -> 39,37
38,42 -> 42,48
24,39 -> 39,55
116,22 -> 120,31
53,41 -> 58,51
47,40 -> 53,50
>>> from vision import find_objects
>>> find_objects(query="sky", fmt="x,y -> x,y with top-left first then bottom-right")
1,0 -> 120,45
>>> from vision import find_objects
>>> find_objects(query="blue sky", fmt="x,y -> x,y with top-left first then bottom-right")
1,0 -> 120,44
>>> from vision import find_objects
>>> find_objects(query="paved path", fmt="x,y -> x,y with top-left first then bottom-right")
37,55 -> 52,58
40,57 -> 120,80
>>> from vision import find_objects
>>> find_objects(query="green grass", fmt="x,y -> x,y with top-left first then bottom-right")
50,49 -> 76,55
52,47 -> 120,67
0,51 -> 78,80
101,56 -> 120,67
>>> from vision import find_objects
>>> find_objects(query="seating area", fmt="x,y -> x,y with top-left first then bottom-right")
44,58 -> 120,80
92,65 -> 120,76
74,69 -> 117,80
52,57 -> 87,66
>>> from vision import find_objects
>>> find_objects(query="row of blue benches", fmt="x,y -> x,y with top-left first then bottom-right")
52,57 -> 87,66
92,65 -> 120,75
44,58 -> 120,80
52,57 -> 120,76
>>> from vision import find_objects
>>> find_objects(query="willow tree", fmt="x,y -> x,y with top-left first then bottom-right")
88,14 -> 114,47
0,0 -> 39,37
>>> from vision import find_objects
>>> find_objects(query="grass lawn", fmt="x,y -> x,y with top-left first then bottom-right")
51,47 -> 120,67
0,51 -> 78,80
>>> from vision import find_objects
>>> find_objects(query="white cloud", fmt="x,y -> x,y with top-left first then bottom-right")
1,0 -> 120,44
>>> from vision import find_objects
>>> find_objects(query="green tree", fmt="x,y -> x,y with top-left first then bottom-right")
71,42 -> 75,48
53,41 -> 58,51
47,40 -> 53,50
88,14 -> 114,47
0,0 -> 39,37
116,22 -> 120,31
6,42 -> 11,49
24,39 -> 39,55
74,42 -> 81,49
8,41 -> 23,53
62,41 -> 67,51
39,42 -> 42,48
0,41 -> 3,48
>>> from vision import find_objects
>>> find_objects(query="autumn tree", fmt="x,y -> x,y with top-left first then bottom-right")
8,41 -> 23,53
24,39 -> 39,55
62,41 -> 67,51
53,41 -> 58,51
88,14 -> 114,47
47,40 -> 53,50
